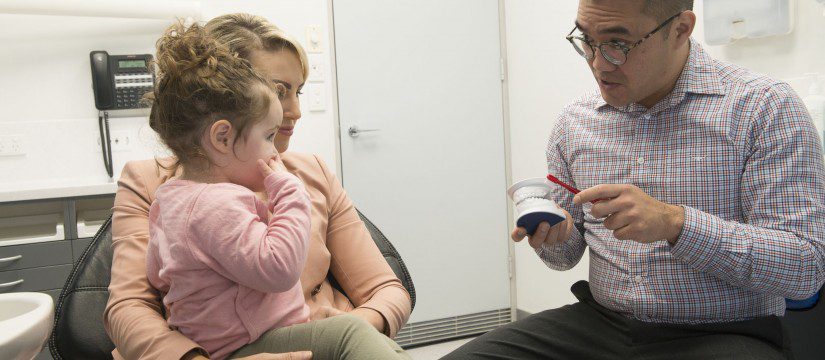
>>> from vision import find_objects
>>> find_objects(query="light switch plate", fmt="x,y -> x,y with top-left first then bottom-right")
308,54 -> 325,83
305,25 -> 323,53
0,135 -> 26,157
306,84 -> 326,112
95,131 -> 133,152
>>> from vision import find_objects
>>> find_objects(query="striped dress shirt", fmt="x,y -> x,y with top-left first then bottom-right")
539,39 -> 825,324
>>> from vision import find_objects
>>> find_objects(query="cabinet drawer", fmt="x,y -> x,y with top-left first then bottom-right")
0,264 -> 72,293
72,238 -> 93,264
0,240 -> 72,271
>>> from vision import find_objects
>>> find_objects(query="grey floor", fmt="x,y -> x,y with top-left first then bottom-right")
405,338 -> 474,360
38,337 -> 474,360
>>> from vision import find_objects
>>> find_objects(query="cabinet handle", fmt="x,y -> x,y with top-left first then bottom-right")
0,279 -> 24,289
0,255 -> 23,265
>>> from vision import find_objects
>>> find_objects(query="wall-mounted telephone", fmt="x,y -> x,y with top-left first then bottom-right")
90,51 -> 154,110
90,51 -> 154,178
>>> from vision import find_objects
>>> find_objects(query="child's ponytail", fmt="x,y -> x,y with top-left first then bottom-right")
148,21 -> 274,170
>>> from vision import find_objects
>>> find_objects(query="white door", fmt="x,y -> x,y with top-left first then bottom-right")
333,0 -> 510,324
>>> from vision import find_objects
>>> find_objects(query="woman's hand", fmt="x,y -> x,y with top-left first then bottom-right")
310,305 -> 344,321
235,352 -> 312,360
186,352 -> 312,360
350,307 -> 388,334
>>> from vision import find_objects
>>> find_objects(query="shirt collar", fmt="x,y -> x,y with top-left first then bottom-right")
595,38 -> 726,112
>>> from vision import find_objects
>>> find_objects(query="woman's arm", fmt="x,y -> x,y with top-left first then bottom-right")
315,155 -> 412,337
104,160 -> 205,360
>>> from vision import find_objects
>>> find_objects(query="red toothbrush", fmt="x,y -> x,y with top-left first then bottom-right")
546,174 -> 603,204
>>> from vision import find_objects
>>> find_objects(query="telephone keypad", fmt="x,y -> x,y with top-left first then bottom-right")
114,72 -> 153,109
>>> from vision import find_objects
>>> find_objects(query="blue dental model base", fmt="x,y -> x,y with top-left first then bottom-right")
517,211 -> 565,236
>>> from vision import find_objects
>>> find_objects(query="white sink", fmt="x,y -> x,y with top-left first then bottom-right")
0,292 -> 54,360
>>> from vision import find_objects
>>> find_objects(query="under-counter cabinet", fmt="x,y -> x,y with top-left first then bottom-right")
1,195 -> 114,360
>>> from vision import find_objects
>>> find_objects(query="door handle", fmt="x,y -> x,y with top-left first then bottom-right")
348,125 -> 381,138
0,279 -> 23,290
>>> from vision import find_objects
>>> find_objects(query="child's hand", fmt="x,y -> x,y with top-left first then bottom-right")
310,305 -> 344,321
257,154 -> 288,179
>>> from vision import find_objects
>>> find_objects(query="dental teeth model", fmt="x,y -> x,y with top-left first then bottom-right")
506,177 -> 566,236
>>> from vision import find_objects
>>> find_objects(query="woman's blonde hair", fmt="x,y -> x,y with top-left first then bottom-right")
204,13 -> 309,82
148,21 -> 274,170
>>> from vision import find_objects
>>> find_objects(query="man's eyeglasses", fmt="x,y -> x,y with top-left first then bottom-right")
565,12 -> 683,66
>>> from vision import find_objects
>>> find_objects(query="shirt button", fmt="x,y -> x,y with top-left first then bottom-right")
634,275 -> 644,283
636,157 -> 645,165
643,114 -> 651,120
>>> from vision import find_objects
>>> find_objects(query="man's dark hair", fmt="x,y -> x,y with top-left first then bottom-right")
643,0 -> 694,22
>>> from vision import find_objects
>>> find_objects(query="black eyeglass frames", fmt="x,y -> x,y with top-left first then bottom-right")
565,12 -> 684,66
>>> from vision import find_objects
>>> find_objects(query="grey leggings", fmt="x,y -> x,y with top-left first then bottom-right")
229,314 -> 410,360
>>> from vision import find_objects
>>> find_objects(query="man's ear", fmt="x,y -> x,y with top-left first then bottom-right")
672,11 -> 696,45
208,120 -> 234,154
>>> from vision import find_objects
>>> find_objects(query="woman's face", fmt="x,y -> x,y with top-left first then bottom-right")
249,49 -> 305,153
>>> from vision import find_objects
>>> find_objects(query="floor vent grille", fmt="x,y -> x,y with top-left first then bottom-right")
396,308 -> 512,348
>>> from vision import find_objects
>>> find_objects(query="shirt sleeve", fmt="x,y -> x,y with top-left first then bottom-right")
536,110 -> 589,271
186,172 -> 312,293
671,83 -> 825,299
316,155 -> 412,338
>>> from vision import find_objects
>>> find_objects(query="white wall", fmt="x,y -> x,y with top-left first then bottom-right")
505,0 -> 825,315
504,0 -> 593,315
0,0 -> 337,195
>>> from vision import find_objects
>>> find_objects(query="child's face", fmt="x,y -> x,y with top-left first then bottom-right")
227,94 -> 284,192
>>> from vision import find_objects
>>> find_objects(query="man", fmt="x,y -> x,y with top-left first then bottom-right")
445,0 -> 825,359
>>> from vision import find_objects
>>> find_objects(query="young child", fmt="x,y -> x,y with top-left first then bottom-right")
145,22 -> 409,360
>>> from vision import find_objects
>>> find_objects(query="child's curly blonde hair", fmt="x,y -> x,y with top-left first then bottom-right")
147,21 -> 276,171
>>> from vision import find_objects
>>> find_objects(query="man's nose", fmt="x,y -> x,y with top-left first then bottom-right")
591,52 -> 618,73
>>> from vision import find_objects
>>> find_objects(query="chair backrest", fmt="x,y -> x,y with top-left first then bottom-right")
50,211 -> 415,359
340,209 -> 416,310
48,216 -> 115,359
782,287 -> 825,360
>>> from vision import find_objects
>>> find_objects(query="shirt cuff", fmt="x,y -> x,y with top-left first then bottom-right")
180,347 -> 210,360
357,285 -> 411,338
537,240 -> 577,270
670,205 -> 724,272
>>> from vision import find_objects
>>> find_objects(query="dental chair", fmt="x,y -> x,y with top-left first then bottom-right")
48,210 -> 416,360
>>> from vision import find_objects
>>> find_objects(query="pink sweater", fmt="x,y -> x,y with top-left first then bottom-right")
146,172 -> 312,360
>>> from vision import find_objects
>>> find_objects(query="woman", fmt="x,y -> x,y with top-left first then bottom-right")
103,13 -> 412,360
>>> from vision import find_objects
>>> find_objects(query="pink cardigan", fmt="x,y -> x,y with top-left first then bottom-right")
146,173 -> 311,359
105,153 -> 411,360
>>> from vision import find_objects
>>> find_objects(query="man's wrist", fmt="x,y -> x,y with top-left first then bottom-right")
666,204 -> 685,244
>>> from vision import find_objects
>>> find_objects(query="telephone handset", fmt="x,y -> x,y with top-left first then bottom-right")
90,51 -> 154,178
90,51 -> 154,110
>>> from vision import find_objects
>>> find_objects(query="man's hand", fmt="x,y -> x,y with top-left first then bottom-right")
574,184 -> 684,244
511,208 -> 574,249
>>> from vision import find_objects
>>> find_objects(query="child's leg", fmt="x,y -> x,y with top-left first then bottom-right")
229,314 -> 410,360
